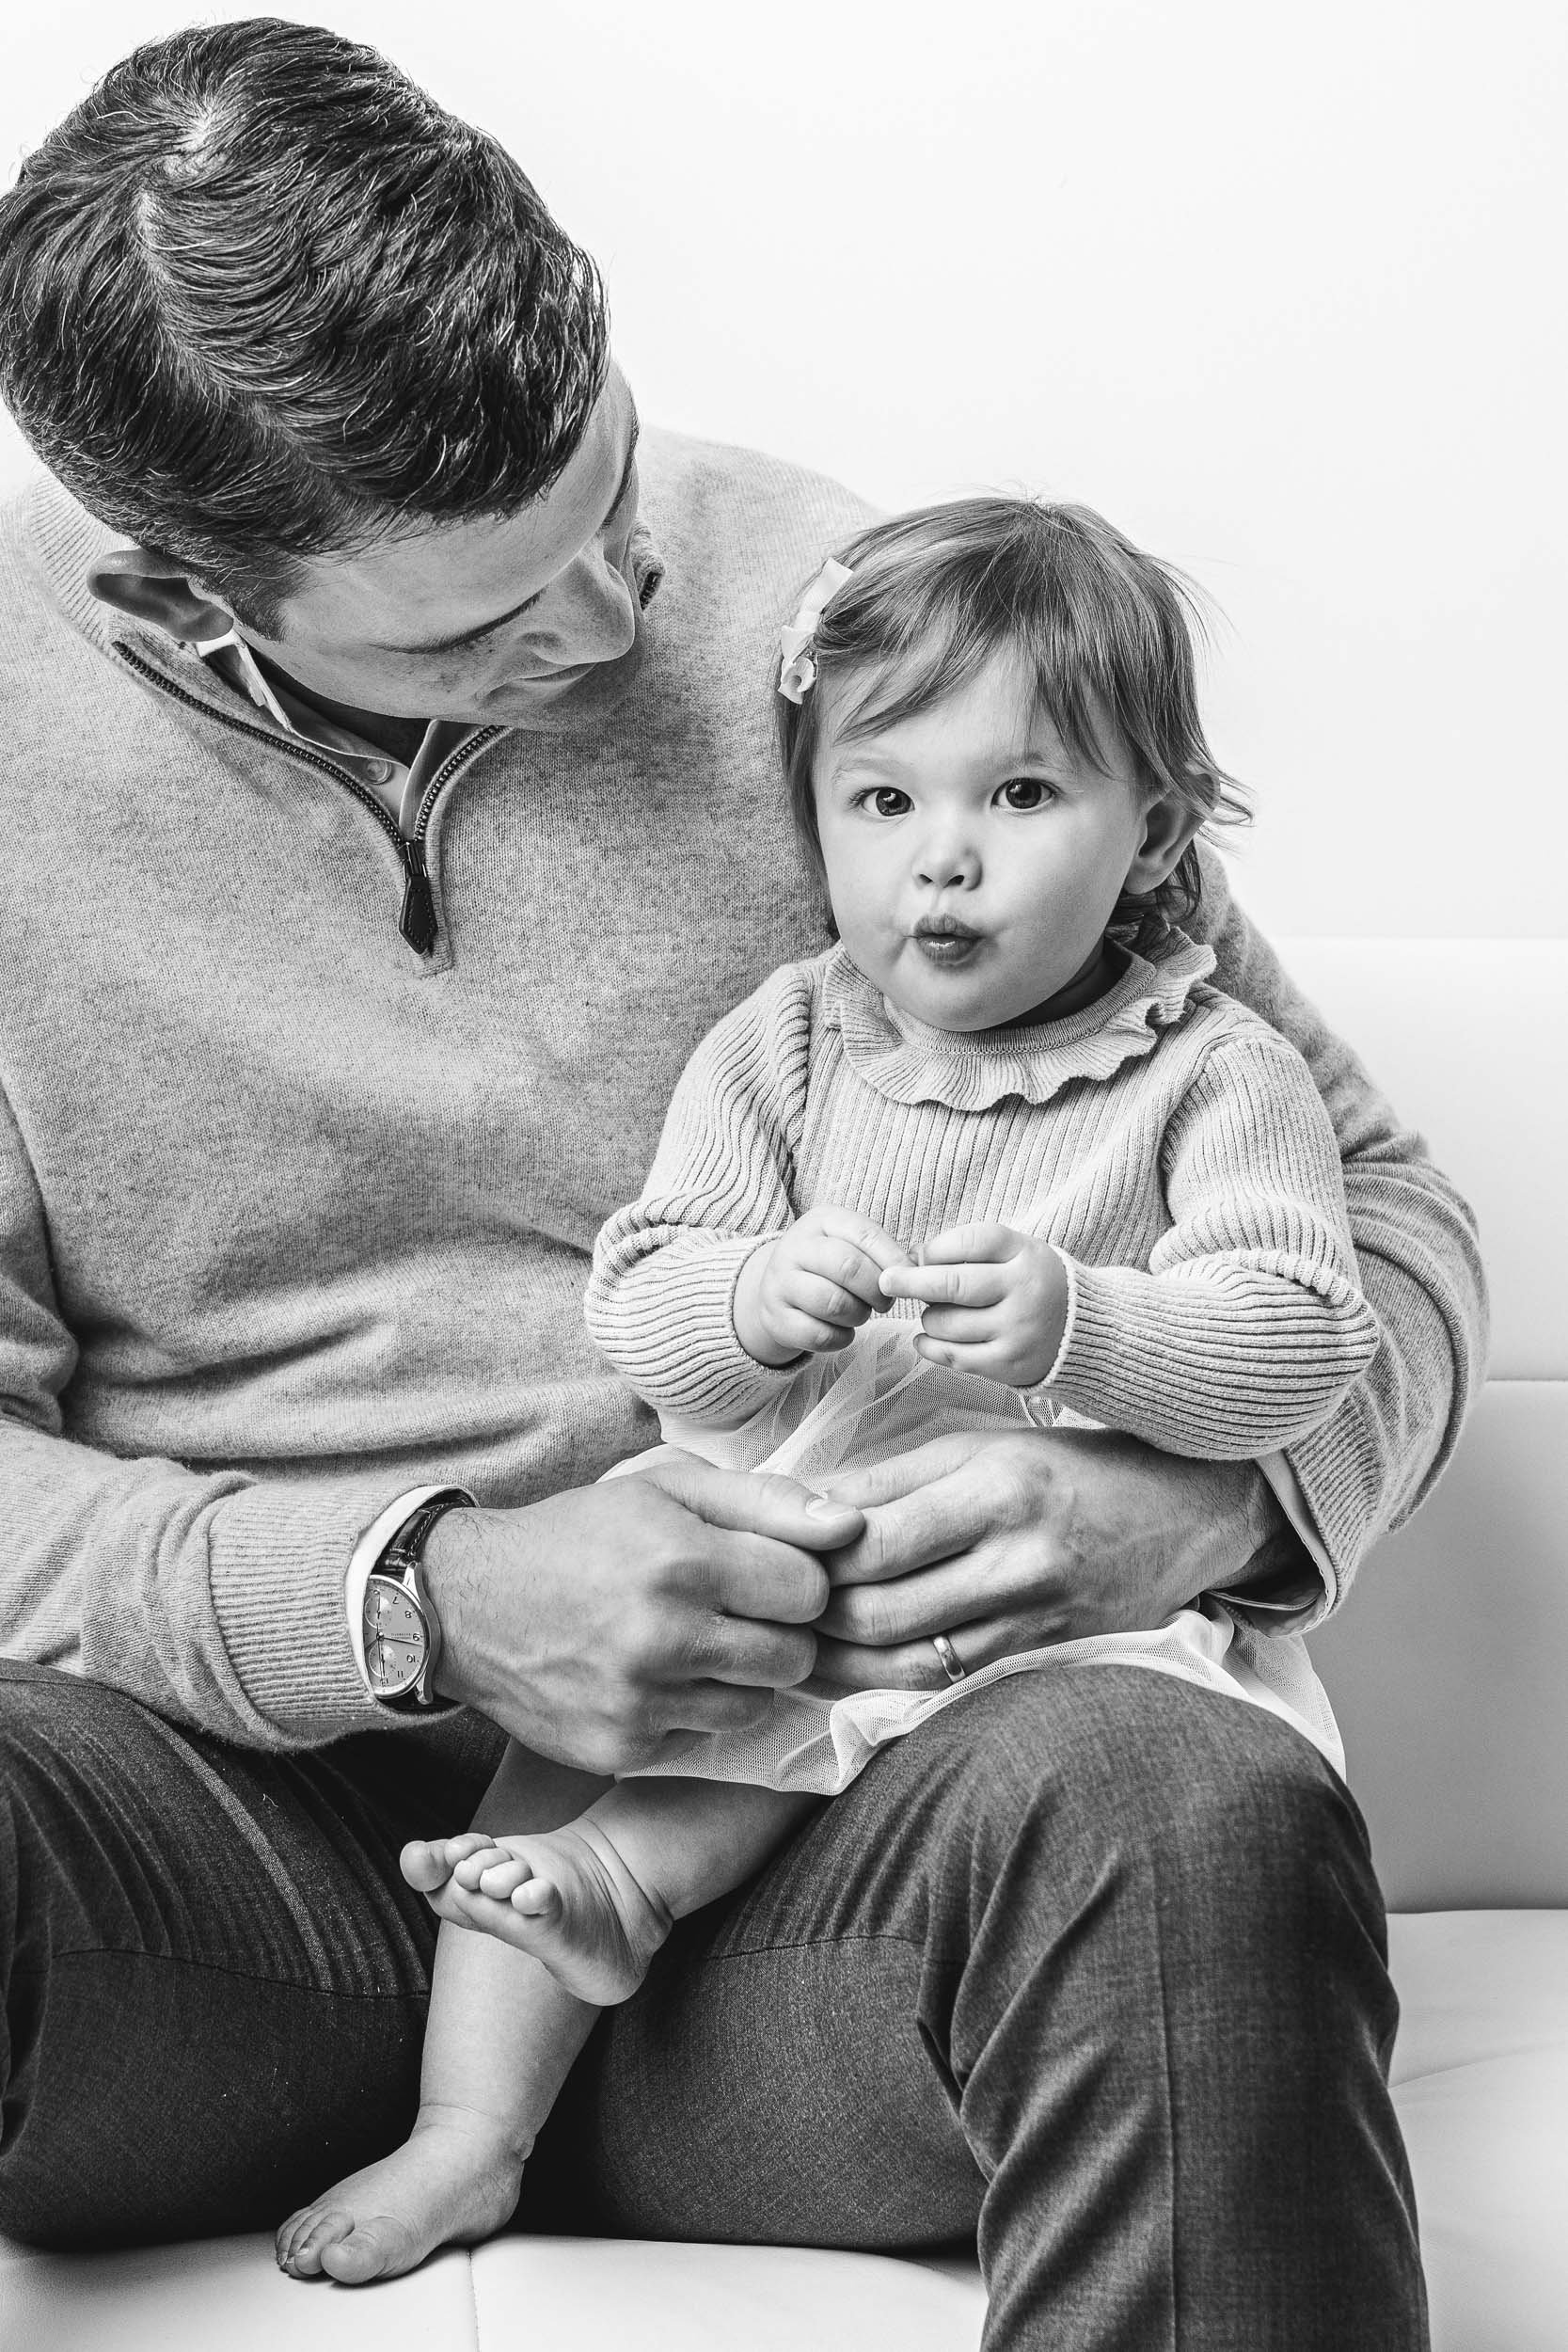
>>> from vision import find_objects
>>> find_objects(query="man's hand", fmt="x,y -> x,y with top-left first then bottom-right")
808,1425 -> 1296,1691
879,1223 -> 1070,1389
733,1208 -> 910,1366
421,1452 -> 863,1771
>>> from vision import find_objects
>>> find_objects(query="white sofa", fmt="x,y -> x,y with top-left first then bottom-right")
2,935 -> 1563,2351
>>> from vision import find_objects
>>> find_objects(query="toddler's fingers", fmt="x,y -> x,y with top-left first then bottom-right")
814,1207 -> 911,1272
879,1261 -> 1010,1309
914,1304 -> 1005,1345
914,1223 -> 1025,1265
781,1268 -> 878,1327
911,1330 -> 1018,1379
769,1308 -> 858,1358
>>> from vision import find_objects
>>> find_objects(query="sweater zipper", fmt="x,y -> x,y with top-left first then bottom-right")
113,641 -> 503,957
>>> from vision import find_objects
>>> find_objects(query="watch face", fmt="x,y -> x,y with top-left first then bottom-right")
365,1578 -> 426,1697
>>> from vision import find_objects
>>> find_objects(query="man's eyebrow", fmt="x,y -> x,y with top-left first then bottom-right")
373,411 -> 641,658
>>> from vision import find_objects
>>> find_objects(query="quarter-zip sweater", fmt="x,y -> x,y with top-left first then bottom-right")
0,437 -> 1487,1752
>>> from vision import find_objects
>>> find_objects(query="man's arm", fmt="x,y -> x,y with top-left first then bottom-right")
0,1082 -> 854,1757
1191,842 -> 1489,1608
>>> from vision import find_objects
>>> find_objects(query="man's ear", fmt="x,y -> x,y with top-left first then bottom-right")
1124,787 -> 1207,896
86,548 -> 236,645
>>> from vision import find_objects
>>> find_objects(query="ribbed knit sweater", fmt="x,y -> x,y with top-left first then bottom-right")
587,935 -> 1380,1459
0,437 -> 1487,1752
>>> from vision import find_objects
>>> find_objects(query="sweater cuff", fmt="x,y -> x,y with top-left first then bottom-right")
1273,1385 -> 1391,1610
209,1478 -> 432,1741
601,1237 -> 804,1423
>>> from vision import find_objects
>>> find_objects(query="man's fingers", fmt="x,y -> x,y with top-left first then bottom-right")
816,1550 -> 1041,1645
635,1452 -> 864,1552
879,1261 -> 1009,1309
684,1615 -> 819,1689
816,1460 -> 997,1587
661,1677 -> 801,1735
812,1433 -> 990,1513
811,1613 -> 1046,1692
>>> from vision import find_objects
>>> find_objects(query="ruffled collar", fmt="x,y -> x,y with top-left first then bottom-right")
823,930 -> 1217,1110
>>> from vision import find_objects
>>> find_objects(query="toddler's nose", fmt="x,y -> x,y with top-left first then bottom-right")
913,837 -> 981,890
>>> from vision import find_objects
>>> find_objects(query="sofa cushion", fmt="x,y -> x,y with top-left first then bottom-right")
1388,1910 -> 1568,2352
5,1912 -> 1564,2350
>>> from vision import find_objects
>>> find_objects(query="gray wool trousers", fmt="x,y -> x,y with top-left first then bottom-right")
0,1656 -> 1427,2349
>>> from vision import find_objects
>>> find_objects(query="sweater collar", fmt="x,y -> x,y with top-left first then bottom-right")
823,930 -> 1217,1110
20,469 -> 667,739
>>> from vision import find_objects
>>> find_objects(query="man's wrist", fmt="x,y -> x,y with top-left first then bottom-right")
1215,1463 -> 1323,1614
418,1499 -> 486,1704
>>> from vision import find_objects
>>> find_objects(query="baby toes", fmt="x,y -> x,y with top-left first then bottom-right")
277,2203 -> 351,2277
475,1855 -> 534,1900
510,1874 -> 563,1921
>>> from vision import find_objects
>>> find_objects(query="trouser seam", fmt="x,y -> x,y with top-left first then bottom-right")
10,1948 -> 428,2001
692,1930 -> 924,1964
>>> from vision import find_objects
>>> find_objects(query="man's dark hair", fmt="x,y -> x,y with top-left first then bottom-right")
0,19 -> 610,631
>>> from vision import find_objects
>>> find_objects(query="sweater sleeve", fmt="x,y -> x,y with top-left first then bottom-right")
585,967 -> 815,1423
0,1080 -> 403,1749
1038,1025 -> 1380,1458
1190,845 -> 1489,1603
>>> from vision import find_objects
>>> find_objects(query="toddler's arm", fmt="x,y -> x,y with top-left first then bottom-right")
587,963 -> 821,1422
889,1025 -> 1380,1460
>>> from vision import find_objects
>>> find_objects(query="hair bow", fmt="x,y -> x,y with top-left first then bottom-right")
777,558 -> 854,703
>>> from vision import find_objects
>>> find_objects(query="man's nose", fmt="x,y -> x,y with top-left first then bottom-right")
552,544 -> 638,663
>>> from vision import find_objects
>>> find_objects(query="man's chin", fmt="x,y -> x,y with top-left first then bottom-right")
480,637 -> 645,726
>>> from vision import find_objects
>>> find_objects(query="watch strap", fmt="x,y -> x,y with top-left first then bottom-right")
369,1486 -> 471,1712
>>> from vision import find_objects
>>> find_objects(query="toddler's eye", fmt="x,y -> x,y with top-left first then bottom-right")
998,778 -> 1053,811
859,787 -> 911,818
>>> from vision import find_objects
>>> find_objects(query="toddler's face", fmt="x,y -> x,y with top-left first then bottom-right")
813,649 -> 1164,1032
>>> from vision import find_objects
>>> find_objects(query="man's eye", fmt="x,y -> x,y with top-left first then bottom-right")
858,787 -> 911,818
998,779 -> 1053,810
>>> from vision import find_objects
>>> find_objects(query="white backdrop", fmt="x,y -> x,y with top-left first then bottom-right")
4,0 -> 1563,939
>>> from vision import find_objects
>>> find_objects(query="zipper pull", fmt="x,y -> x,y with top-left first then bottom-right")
398,836 -> 437,956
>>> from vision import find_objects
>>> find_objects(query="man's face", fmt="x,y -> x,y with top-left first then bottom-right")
243,364 -> 645,723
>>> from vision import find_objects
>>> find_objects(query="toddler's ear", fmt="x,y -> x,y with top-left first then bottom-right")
1124,788 -> 1206,894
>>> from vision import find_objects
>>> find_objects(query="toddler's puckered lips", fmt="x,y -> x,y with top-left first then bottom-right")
911,914 -> 984,965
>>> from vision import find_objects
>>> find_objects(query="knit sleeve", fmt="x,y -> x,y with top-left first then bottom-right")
1188,845 -> 1487,1602
0,1074 -> 400,1748
1037,1025 -> 1381,1459
585,965 -> 816,1423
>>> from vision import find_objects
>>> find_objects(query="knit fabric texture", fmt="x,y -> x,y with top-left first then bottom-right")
588,935 -> 1380,1465
0,438 -> 1488,1750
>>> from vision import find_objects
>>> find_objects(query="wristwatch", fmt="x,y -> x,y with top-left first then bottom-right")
362,1488 -> 471,1712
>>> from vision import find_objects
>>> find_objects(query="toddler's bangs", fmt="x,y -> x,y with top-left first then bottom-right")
778,495 -> 1247,935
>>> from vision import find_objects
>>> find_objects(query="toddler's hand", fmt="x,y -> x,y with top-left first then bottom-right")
879,1223 -> 1069,1391
734,1209 -> 910,1368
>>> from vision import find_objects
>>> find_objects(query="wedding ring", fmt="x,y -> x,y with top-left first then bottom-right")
930,1632 -> 968,1684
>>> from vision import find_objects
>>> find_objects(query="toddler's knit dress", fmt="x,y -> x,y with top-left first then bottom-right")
588,934 -> 1375,1792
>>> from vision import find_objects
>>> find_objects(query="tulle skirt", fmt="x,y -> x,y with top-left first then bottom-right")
611,1323 -> 1341,1795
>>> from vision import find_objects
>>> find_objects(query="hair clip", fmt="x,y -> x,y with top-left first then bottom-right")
777,558 -> 853,703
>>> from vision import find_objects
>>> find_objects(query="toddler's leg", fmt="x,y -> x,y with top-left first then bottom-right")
407,1772 -> 817,2004
277,1744 -> 608,2286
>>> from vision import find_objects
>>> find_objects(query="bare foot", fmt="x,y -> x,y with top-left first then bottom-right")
276,2106 -> 523,2286
400,1819 -> 673,2004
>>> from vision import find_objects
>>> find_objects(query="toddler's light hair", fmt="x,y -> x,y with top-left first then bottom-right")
777,496 -> 1249,942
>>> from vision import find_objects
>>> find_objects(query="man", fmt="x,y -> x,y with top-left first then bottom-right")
0,22 -> 1483,2344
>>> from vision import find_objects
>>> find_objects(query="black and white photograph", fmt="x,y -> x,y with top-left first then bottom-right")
0,4 -> 1562,2346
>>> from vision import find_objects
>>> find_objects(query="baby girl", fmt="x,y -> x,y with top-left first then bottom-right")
279,494 -> 1374,2281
